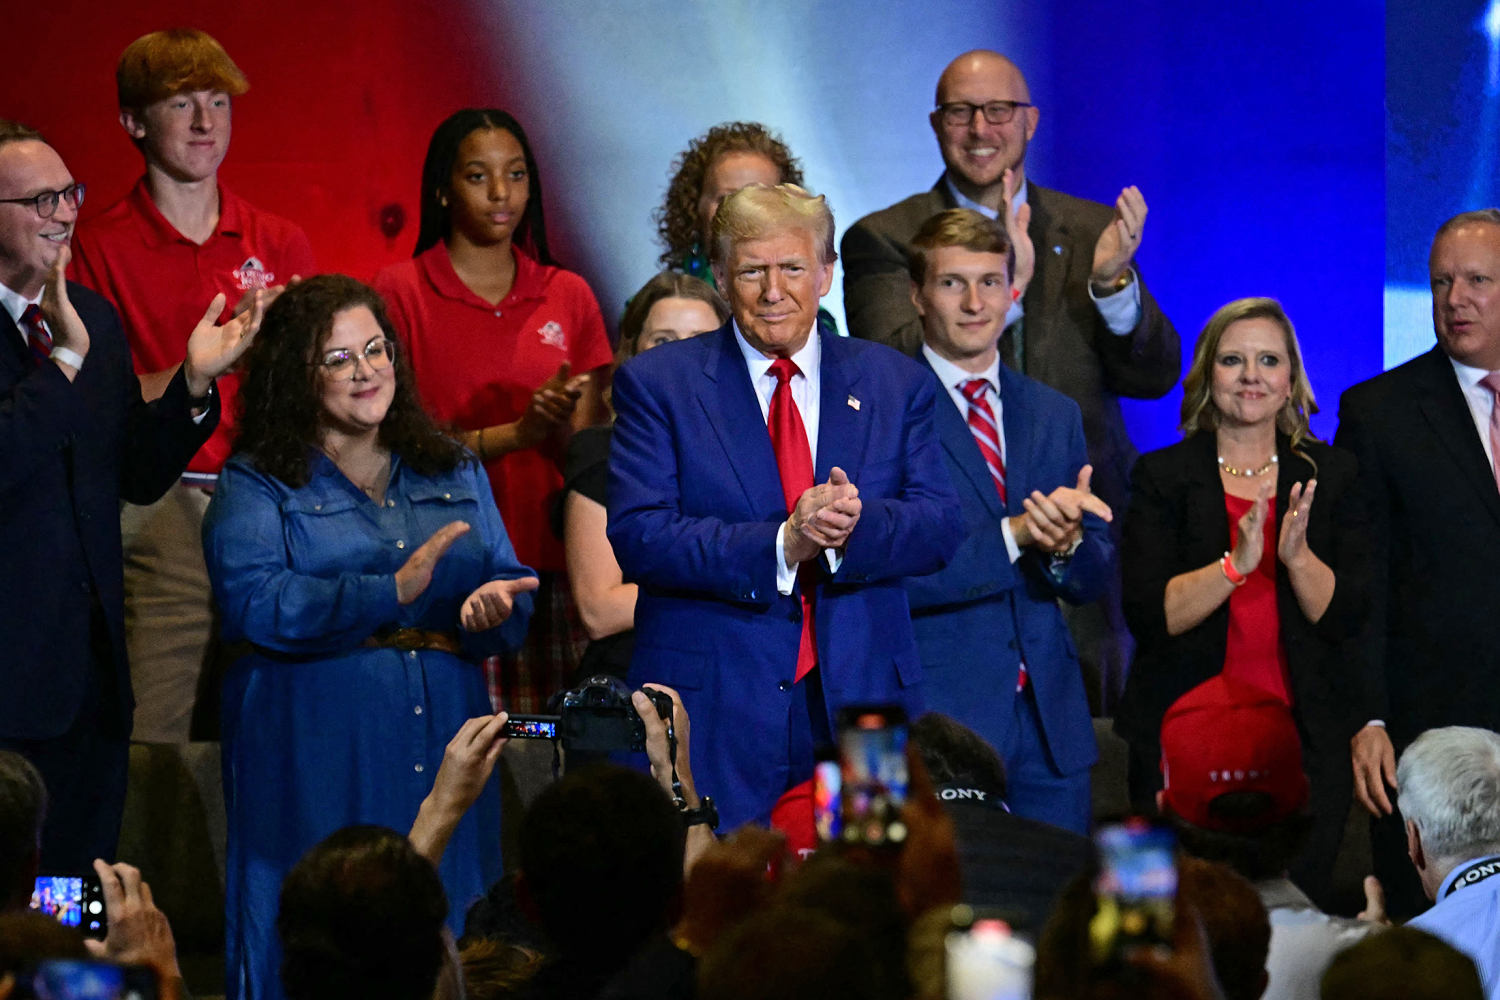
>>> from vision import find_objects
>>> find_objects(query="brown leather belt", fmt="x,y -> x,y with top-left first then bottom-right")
363,628 -> 463,655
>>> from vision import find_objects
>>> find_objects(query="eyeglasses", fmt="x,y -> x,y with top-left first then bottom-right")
935,101 -> 1033,127
0,183 -> 86,219
315,337 -> 395,380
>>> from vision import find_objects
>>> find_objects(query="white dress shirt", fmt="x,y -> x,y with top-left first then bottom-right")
1450,356 -> 1500,470
732,321 -> 840,593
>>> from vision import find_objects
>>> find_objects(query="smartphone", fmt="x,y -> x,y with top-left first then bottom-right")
30,873 -> 107,938
1089,818 -> 1176,965
812,758 -> 842,842
12,960 -> 157,1000
500,715 -> 559,740
834,704 -> 909,846
945,906 -> 1035,1000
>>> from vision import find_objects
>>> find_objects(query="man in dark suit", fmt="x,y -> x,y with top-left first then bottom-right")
902,209 -> 1113,834
608,183 -> 963,830
842,50 -> 1179,702
1337,208 -> 1500,918
0,121 -> 259,869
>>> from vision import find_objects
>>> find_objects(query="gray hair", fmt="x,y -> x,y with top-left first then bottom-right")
1397,726 -> 1500,863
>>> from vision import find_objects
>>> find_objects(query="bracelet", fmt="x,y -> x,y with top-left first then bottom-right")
474,427 -> 488,462
1220,552 -> 1247,587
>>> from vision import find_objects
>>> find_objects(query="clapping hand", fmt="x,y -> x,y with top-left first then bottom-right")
1091,185 -> 1147,289
460,576 -> 540,632
1228,481 -> 1271,577
785,466 -> 862,563
1000,167 -> 1034,299
395,521 -> 471,605
182,288 -> 265,397
516,362 -> 589,447
1276,479 -> 1316,569
1013,464 -> 1113,553
40,246 -> 88,364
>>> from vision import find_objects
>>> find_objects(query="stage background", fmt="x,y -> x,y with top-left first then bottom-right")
3,0 -> 1386,450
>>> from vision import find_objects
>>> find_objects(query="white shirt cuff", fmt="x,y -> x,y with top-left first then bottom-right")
1366,720 -> 1386,729
1089,267 -> 1143,335
999,516 -> 1022,564
775,522 -> 797,595
50,345 -> 85,370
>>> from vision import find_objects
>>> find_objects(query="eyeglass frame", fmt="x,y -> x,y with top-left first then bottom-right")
313,336 -> 397,381
0,182 -> 86,219
933,101 -> 1034,128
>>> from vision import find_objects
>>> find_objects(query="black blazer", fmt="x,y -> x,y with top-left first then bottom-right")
0,283 -> 216,739
1115,431 -> 1369,749
1336,347 -> 1500,748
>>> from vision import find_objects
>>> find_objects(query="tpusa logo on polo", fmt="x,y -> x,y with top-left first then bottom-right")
537,320 -> 566,350
232,257 -> 277,291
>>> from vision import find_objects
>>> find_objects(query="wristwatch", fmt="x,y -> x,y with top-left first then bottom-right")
680,796 -> 719,831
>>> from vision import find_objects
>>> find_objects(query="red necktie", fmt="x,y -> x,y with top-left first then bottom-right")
768,357 -> 817,683
961,379 -> 1007,504
20,304 -> 52,367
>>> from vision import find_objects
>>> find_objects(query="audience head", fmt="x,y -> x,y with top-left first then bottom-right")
415,109 -> 552,264
277,824 -> 450,1000
0,753 -> 45,912
517,763 -> 683,968
776,854 -> 910,998
616,271 -> 729,367
710,183 -> 835,358
911,711 -> 1008,802
907,209 -> 1014,371
1396,725 -> 1500,898
930,51 -> 1037,199
1157,675 -> 1313,880
1321,926 -> 1483,1000
1429,209 -> 1500,370
115,29 -> 247,178
0,122 -> 78,299
698,904 -> 892,1000
1035,857 -> 1267,1000
656,121 -> 804,268
1180,297 -> 1318,448
235,274 -> 464,487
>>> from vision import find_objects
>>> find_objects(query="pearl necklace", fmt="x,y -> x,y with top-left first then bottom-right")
1217,453 -> 1278,478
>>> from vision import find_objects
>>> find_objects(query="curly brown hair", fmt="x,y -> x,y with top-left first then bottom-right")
233,275 -> 467,487
654,121 -> 803,269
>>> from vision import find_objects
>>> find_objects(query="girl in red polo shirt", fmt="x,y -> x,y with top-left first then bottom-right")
375,109 -> 612,713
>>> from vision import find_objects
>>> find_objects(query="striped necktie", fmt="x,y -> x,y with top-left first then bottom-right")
960,378 -> 1006,504
20,304 -> 52,367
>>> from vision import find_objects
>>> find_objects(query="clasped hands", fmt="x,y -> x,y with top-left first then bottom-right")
393,520 -> 540,631
516,361 -> 590,446
783,466 -> 861,565
1009,465 -> 1113,554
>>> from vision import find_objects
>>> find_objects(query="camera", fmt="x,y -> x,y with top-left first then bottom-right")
503,675 -> 673,752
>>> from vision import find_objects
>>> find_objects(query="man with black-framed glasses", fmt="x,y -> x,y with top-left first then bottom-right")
843,48 -> 1180,715
0,119 -> 261,873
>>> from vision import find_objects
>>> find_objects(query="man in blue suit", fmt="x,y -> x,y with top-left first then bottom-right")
904,209 -> 1113,834
609,184 -> 963,830
0,121 -> 260,869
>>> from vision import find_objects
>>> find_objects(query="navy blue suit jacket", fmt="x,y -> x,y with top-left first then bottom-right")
905,361 -> 1109,776
607,323 -> 963,829
0,283 -> 216,740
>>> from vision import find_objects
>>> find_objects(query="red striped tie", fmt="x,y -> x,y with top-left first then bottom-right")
768,357 -> 817,683
20,304 -> 52,367
961,378 -> 1006,504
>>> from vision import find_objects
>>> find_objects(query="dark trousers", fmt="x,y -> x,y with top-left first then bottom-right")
1,606 -> 129,872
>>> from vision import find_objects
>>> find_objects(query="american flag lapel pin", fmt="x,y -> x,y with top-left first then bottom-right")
847,395 -> 860,411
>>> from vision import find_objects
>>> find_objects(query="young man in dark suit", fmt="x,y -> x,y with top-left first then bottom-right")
903,208 -> 1113,834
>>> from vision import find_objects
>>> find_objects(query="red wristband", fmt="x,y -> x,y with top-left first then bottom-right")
1220,552 -> 1247,587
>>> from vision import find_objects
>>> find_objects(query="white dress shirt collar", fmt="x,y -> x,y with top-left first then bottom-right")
943,172 -> 1028,221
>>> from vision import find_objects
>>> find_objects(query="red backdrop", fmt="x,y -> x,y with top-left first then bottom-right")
3,1 -> 536,282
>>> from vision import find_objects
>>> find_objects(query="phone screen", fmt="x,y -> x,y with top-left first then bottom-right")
1090,819 -> 1176,964
500,715 -> 558,740
836,705 -> 909,846
14,960 -> 158,1000
30,874 -> 106,937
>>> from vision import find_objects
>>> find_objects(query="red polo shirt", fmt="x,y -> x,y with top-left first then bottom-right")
70,180 -> 316,476
374,244 -> 611,571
